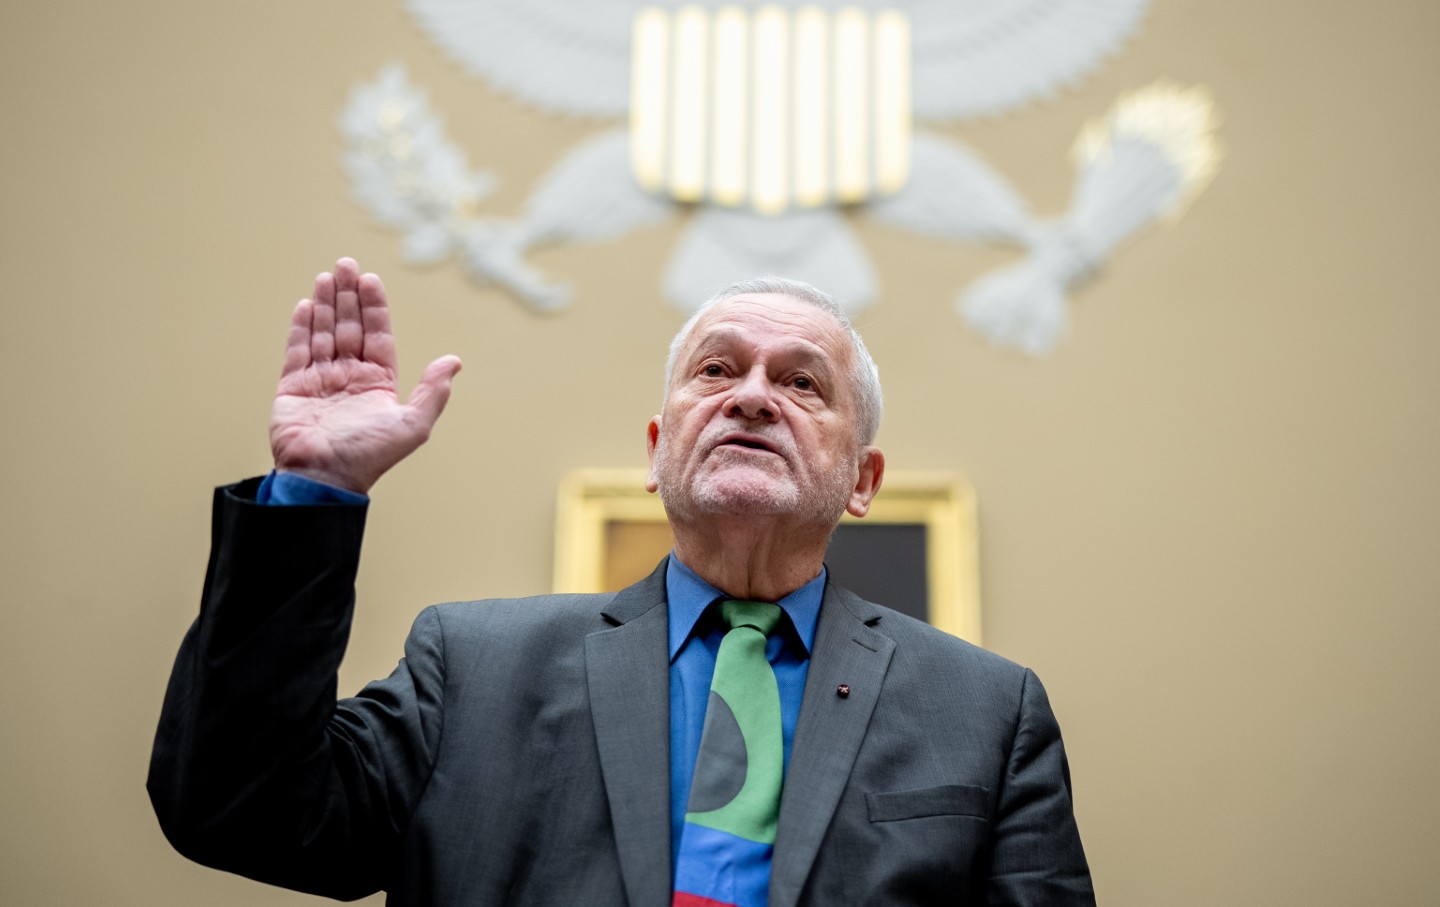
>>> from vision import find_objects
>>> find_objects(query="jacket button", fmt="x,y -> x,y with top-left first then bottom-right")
836,684 -> 850,698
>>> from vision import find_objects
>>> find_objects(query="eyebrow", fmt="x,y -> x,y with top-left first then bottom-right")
687,327 -> 838,377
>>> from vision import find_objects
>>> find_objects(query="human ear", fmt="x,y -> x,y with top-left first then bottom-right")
644,417 -> 662,493
845,447 -> 885,518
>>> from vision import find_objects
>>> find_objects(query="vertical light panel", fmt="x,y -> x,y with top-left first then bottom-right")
669,6 -> 709,203
833,7 -> 869,204
873,10 -> 911,194
751,6 -> 789,215
710,7 -> 748,206
630,8 -> 669,193
792,7 -> 829,208
628,6 -> 911,212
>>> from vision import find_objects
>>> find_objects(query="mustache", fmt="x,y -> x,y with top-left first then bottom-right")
703,428 -> 794,460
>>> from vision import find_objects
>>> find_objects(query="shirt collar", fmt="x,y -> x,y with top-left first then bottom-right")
665,554 -> 824,662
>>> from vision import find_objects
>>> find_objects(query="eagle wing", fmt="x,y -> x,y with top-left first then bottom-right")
908,0 -> 1152,120
407,0 -> 641,117
407,0 -> 1152,120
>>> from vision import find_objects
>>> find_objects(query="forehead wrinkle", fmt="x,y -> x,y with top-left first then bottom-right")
691,297 -> 850,358
711,294 -> 842,332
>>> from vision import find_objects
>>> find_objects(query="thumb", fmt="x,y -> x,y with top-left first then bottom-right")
406,354 -> 463,427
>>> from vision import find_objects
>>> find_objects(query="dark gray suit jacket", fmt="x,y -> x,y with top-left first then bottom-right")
150,481 -> 1094,905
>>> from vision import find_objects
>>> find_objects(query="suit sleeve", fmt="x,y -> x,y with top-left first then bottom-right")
985,668 -> 1096,906
147,480 -> 446,900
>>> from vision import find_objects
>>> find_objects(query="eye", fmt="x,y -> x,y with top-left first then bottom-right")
702,363 -> 725,378
791,375 -> 814,391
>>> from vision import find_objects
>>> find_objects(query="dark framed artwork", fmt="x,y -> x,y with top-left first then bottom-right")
554,469 -> 980,643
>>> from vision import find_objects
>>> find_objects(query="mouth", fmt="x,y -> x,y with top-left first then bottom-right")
712,433 -> 781,456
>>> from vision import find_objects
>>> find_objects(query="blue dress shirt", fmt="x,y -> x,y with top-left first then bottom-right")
256,470 -> 369,506
256,471 -> 824,878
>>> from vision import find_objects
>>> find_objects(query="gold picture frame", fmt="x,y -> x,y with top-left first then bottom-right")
553,469 -> 981,644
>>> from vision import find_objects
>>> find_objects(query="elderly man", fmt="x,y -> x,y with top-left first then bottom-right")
150,258 -> 1094,906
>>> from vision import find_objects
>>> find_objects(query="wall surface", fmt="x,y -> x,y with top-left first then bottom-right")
2,1 -> 1437,904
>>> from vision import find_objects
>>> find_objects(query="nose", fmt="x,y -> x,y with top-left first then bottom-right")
725,366 -> 778,422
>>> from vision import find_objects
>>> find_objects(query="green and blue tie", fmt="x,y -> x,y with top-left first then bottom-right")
672,601 -> 784,907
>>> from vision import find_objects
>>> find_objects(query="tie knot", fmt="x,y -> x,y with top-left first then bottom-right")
719,600 -> 782,637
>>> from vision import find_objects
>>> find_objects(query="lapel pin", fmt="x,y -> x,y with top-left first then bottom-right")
836,684 -> 851,698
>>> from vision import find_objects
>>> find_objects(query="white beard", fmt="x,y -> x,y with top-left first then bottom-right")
653,430 -> 855,528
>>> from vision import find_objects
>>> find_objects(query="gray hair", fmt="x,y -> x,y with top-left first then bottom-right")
663,277 -> 884,445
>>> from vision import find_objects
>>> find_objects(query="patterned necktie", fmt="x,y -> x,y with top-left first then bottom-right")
673,600 -> 785,907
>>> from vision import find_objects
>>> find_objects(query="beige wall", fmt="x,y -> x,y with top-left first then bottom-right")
3,1 -> 1437,904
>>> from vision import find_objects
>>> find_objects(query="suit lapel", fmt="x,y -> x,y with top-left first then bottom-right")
585,561 -> 672,907
769,584 -> 895,907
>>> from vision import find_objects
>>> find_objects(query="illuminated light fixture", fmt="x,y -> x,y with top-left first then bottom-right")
872,9 -> 911,195
792,7 -> 829,208
630,5 -> 912,215
629,9 -> 669,195
710,7 -> 749,206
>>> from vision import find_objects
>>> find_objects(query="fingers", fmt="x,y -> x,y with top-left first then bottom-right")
358,270 -> 398,370
311,258 -> 394,365
406,355 -> 463,429
311,268 -> 338,363
281,298 -> 313,377
289,256 -> 406,375
334,259 -> 364,360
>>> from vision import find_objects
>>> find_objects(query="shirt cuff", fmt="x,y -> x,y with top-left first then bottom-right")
256,470 -> 370,506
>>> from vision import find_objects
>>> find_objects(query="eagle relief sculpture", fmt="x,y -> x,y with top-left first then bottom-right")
341,0 -> 1221,355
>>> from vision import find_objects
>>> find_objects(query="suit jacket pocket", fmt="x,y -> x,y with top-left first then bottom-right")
865,784 -> 990,823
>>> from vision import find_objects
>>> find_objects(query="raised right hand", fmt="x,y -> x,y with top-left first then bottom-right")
270,258 -> 462,494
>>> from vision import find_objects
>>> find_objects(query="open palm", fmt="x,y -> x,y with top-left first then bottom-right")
270,258 -> 461,494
